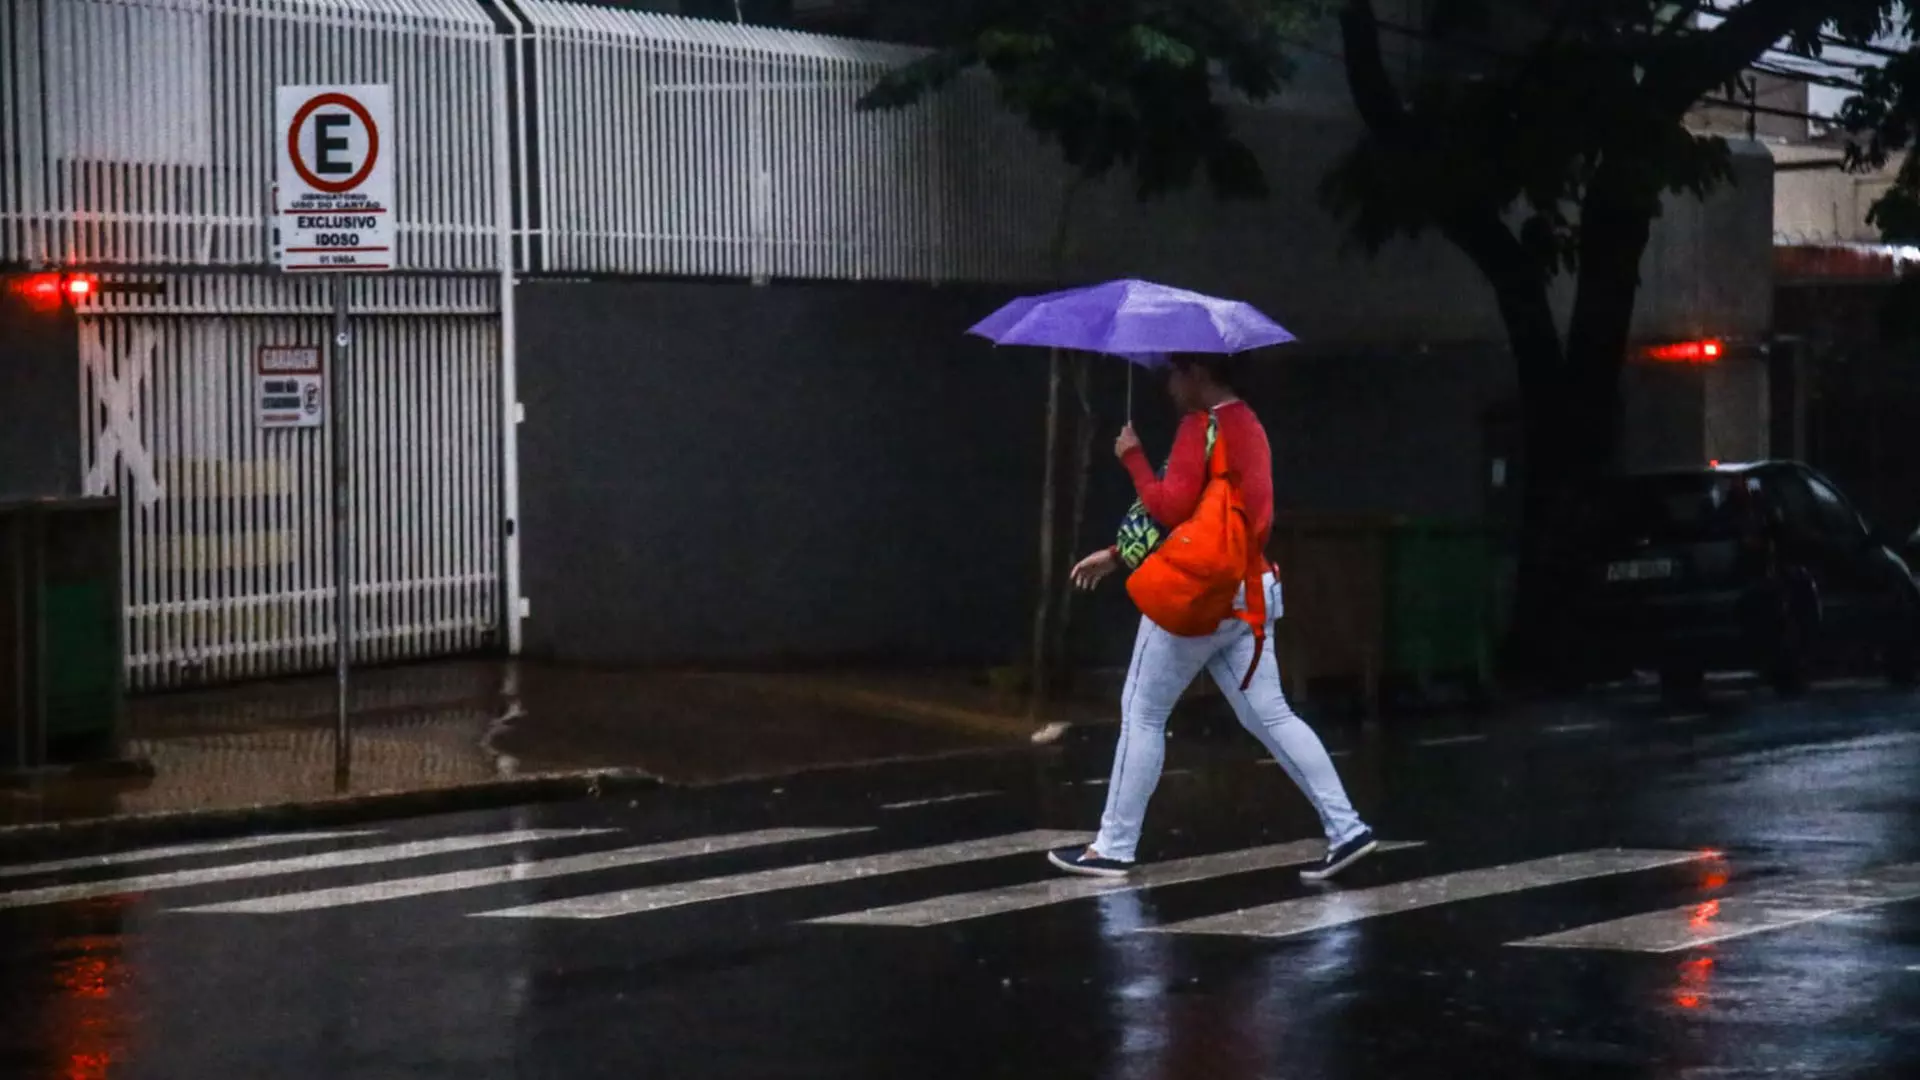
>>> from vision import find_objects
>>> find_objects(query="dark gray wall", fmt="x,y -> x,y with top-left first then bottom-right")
517,280 -> 1517,667
0,288 -> 80,500
1053,120 -> 1775,352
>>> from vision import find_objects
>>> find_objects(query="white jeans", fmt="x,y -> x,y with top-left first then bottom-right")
1093,575 -> 1368,862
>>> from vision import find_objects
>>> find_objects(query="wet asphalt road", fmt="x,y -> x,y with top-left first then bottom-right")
3,682 -> 1920,1079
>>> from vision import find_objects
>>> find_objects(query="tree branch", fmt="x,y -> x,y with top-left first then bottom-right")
1649,0 -> 1818,114
1656,1 -> 1708,39
1338,0 -> 1408,136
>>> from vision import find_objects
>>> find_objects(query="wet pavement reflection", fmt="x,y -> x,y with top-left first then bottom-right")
1,681 -> 1918,1078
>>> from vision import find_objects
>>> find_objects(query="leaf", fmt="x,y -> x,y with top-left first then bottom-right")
1867,186 -> 1920,244
1127,26 -> 1202,68
856,48 -> 975,111
854,0 -> 1331,204
1880,271 -> 1920,344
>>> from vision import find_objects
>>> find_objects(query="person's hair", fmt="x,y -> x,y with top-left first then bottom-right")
1169,353 -> 1242,394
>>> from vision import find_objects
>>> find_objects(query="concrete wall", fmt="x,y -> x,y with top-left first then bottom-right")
1052,98 -> 1775,352
0,288 -> 81,500
515,277 -> 1521,666
515,103 -> 1778,667
1774,146 -> 1899,245
517,280 -> 1074,666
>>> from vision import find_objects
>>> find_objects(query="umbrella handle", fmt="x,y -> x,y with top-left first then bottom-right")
1126,365 -> 1133,425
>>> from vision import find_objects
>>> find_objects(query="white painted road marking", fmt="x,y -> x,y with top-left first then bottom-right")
812,840 -> 1425,928
0,830 -> 609,911
475,830 -> 1084,921
1151,849 -> 1710,939
0,831 -> 379,880
1512,864 -> 1920,952
1415,734 -> 1488,748
880,793 -> 1000,811
1545,722 -> 1607,735
172,827 -> 864,915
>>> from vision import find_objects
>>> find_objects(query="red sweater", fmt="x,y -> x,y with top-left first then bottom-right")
1121,401 -> 1274,539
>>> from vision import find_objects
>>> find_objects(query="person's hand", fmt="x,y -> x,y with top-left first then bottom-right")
1071,548 -> 1120,590
1114,424 -> 1142,461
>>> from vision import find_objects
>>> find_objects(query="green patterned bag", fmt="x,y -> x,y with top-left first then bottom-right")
1113,415 -> 1217,570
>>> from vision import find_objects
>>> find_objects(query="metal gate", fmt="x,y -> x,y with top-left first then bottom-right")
79,273 -> 502,690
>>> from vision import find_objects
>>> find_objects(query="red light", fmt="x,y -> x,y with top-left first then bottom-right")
1674,955 -> 1714,1010
9,273 -> 95,309
1644,339 -> 1726,364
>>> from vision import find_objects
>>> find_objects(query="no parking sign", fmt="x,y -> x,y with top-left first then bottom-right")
275,85 -> 394,272
271,83 -> 396,781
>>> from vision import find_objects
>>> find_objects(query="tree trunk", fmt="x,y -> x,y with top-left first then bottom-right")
1028,348 -> 1064,709
1051,352 -> 1097,686
1024,172 -> 1088,710
1505,169 -> 1659,679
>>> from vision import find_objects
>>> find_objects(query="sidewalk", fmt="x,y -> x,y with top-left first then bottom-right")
0,659 -> 1121,846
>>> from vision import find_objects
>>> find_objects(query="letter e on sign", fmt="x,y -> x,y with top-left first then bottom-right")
275,84 -> 395,273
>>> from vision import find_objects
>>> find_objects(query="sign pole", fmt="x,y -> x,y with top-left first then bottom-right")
330,277 -> 352,788
276,81 -> 392,792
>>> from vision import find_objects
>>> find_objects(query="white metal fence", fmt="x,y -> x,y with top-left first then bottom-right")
77,274 -> 503,689
0,0 -> 504,271
3,0 -> 1061,282
4,0 -> 1073,687
510,2 -> 1058,281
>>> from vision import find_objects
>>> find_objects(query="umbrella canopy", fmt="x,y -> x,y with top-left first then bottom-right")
967,278 -> 1295,363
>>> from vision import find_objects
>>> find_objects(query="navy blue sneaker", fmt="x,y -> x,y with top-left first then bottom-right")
1300,829 -> 1378,883
1048,846 -> 1133,878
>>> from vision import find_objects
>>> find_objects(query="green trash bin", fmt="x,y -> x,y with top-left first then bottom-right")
1382,519 -> 1497,695
1,497 -> 124,771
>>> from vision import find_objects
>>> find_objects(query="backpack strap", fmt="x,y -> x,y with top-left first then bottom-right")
1235,541 -> 1268,690
1208,416 -> 1265,689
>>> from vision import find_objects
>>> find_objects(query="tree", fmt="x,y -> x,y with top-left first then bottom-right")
1839,16 -> 1920,341
1323,0 -> 1902,673
856,0 -> 1332,706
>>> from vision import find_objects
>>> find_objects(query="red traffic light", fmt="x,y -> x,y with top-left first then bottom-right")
1643,339 -> 1725,364
8,272 -> 97,311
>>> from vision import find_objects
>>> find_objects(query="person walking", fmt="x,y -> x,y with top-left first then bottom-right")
1047,354 -> 1377,883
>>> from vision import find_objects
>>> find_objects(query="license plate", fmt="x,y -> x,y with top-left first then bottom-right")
1606,558 -> 1676,583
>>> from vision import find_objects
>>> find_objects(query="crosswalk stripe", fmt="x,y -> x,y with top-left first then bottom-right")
172,827 -> 868,914
1511,863 -> 1920,952
879,793 -> 999,811
1149,849 -> 1710,939
810,839 -> 1426,928
0,831 -> 380,880
474,829 -> 1085,921
0,829 -> 609,911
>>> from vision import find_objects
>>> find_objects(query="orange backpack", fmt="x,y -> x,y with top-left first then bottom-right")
1124,422 -> 1271,688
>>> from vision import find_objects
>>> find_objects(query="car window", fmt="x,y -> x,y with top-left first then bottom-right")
1804,474 -> 1865,541
1595,474 -> 1756,545
1764,472 -> 1819,533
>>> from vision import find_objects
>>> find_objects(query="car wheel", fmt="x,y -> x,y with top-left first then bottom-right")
1884,599 -> 1920,688
1769,613 -> 1812,699
1766,574 -> 1817,700
1885,638 -> 1917,688
1660,665 -> 1704,704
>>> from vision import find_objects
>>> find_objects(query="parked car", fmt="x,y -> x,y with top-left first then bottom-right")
1562,461 -> 1920,699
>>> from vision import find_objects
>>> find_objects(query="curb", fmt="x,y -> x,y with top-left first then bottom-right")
0,768 -> 662,862
0,717 -> 1130,861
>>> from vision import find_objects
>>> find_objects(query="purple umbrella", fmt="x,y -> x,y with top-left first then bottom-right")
967,278 -> 1295,364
